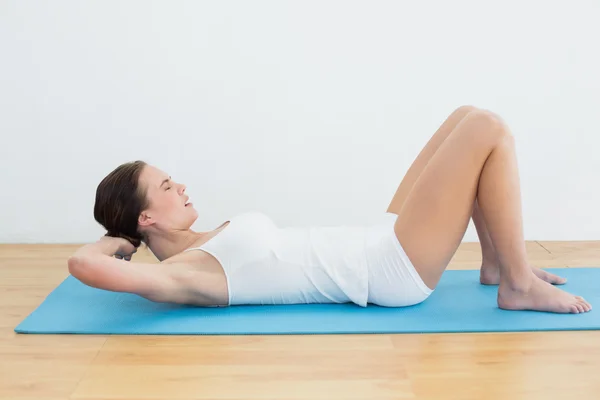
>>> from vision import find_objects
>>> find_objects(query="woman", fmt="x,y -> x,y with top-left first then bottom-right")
68,106 -> 591,313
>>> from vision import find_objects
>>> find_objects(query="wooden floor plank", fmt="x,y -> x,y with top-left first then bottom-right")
538,241 -> 600,267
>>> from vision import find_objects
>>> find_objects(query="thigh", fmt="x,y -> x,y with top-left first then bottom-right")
394,111 -> 505,289
387,105 -> 477,215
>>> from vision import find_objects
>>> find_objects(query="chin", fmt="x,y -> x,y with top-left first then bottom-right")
186,207 -> 199,225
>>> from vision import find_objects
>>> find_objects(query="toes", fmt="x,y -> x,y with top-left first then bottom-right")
571,305 -> 580,314
572,296 -> 592,313
582,303 -> 591,312
540,269 -> 566,285
578,299 -> 592,312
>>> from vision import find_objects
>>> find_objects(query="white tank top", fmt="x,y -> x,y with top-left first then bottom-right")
183,211 -> 369,307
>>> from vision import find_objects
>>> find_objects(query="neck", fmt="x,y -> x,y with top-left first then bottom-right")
145,229 -> 207,262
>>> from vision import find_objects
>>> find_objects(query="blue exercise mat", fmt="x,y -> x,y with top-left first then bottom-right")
15,268 -> 600,335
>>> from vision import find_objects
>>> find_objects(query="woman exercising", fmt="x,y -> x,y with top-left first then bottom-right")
68,106 -> 591,313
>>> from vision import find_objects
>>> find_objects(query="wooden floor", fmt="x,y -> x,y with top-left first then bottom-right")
1,241 -> 600,400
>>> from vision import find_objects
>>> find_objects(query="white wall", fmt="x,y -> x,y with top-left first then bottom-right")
1,0 -> 599,244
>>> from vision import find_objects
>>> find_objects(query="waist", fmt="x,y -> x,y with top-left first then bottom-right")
224,226 -> 370,306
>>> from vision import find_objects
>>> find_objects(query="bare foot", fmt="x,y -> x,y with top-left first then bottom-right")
498,274 -> 592,314
480,261 -> 567,285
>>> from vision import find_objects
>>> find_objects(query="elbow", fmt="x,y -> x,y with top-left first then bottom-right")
67,255 -> 92,279
67,256 -> 102,290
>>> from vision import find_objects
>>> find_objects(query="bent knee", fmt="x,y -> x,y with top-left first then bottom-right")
454,104 -> 478,115
455,105 -> 509,129
465,109 -> 511,139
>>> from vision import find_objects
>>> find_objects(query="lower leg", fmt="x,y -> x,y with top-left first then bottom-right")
474,199 -> 566,285
472,199 -> 498,265
476,135 -> 589,313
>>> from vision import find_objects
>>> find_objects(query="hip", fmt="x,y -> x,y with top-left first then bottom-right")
364,212 -> 434,307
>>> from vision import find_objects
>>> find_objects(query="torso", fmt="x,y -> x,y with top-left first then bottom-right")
148,211 -> 373,307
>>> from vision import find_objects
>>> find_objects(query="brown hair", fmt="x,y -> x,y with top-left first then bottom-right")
94,160 -> 149,248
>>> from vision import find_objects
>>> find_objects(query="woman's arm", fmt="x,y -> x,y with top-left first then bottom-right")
67,237 -> 223,306
67,237 -> 188,303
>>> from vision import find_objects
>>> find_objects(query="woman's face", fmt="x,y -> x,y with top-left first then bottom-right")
137,164 -> 198,233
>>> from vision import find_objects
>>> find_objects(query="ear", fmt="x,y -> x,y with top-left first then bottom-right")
138,211 -> 154,228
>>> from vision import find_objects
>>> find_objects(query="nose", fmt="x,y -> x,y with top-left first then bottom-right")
179,183 -> 186,195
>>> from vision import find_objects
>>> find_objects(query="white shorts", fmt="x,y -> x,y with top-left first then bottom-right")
365,212 -> 434,307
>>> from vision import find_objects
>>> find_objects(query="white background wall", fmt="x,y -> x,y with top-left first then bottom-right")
1,0 -> 599,244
